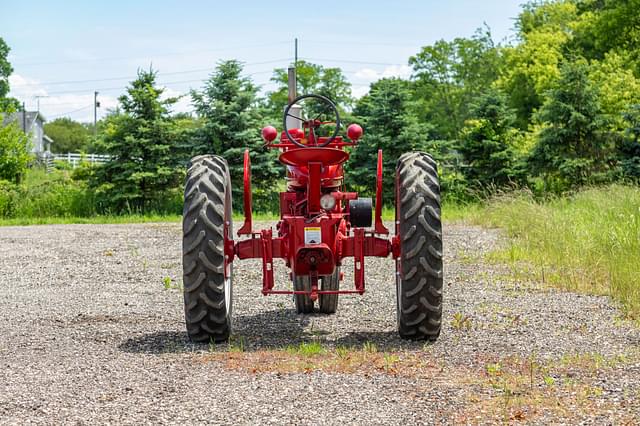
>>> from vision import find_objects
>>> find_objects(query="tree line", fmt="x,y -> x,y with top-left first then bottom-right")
2,0 -> 640,215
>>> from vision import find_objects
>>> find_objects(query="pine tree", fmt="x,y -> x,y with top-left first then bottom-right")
459,88 -> 524,189
92,69 -> 183,212
190,60 -> 278,209
530,61 -> 613,190
348,78 -> 432,202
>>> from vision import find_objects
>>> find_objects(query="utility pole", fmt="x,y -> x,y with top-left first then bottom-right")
22,101 -> 26,132
93,91 -> 99,138
294,37 -> 298,69
34,95 -> 48,115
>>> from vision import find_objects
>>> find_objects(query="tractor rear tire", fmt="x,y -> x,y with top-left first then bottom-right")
182,155 -> 233,343
395,152 -> 443,341
293,275 -> 314,314
319,268 -> 340,314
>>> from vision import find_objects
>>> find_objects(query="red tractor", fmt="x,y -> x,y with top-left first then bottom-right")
182,81 -> 443,343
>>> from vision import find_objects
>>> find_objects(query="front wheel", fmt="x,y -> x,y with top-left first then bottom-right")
182,155 -> 233,342
395,152 -> 443,341
319,267 -> 340,314
293,274 -> 314,314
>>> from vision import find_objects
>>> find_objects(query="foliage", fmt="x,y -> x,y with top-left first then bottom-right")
92,69 -> 184,212
266,60 -> 352,121
348,78 -> 433,202
588,52 -> 640,132
0,37 -> 19,111
574,0 -> 640,73
191,60 -> 279,209
0,121 -> 32,182
619,104 -> 640,180
498,1 -> 578,128
459,88 -> 524,189
410,27 -> 501,139
529,61 -> 614,190
44,117 -> 92,153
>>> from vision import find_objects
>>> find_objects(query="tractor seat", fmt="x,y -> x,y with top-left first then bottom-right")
279,147 -> 349,167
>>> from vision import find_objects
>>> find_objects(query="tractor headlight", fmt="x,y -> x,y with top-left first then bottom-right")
320,194 -> 336,211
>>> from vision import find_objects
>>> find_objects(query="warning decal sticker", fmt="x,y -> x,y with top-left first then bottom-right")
304,227 -> 322,245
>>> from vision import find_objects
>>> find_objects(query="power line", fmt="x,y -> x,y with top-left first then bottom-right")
300,57 -> 405,66
46,105 -> 93,120
17,58 -> 292,87
41,69 -> 279,96
13,41 -> 291,67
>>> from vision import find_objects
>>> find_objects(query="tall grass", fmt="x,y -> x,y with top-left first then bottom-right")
472,185 -> 640,317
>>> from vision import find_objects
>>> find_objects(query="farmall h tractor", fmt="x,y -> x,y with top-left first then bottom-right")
182,71 -> 443,343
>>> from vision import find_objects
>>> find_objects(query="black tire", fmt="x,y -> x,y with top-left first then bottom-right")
182,155 -> 233,343
395,152 -> 443,341
293,274 -> 314,313
319,267 -> 340,314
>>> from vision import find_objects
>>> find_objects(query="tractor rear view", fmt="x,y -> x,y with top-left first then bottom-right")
182,68 -> 443,343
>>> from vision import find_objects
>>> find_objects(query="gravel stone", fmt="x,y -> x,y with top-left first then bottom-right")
0,222 -> 638,424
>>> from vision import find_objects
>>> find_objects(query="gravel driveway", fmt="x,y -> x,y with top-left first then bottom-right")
0,222 -> 638,424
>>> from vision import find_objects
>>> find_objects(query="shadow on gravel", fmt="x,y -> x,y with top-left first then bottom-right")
119,309 -> 428,354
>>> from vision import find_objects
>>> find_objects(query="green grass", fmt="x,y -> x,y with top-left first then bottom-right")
285,341 -> 326,357
1,192 -> 468,226
470,185 -> 640,318
0,214 -> 182,226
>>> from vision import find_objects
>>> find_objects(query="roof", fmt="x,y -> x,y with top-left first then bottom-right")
1,111 -> 45,133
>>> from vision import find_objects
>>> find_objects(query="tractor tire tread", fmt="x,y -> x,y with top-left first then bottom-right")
183,155 -> 232,343
396,151 -> 443,341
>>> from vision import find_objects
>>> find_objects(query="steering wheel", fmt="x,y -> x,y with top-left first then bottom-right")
283,94 -> 341,148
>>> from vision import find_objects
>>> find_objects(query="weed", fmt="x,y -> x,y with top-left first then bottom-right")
452,312 -> 473,330
162,276 -> 174,290
383,353 -> 399,372
228,335 -> 245,352
335,346 -> 350,359
286,341 -> 325,357
543,376 -> 556,387
486,362 -> 502,377
363,341 -> 378,353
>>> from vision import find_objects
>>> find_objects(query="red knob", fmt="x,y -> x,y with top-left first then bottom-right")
261,126 -> 278,142
347,124 -> 363,141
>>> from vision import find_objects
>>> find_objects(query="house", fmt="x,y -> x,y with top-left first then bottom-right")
1,111 -> 54,159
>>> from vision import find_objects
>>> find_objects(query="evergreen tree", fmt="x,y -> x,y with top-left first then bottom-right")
348,78 -> 433,202
191,60 -> 278,208
530,61 -> 614,190
92,69 -> 183,212
459,89 -> 524,189
619,104 -> 640,180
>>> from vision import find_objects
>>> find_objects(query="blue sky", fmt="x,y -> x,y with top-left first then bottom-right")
2,1 -> 524,122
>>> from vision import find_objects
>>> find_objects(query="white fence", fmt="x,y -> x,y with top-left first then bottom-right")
51,153 -> 111,168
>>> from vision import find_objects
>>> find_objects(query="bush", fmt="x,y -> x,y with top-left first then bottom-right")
13,168 -> 98,217
0,121 -> 31,182
0,180 -> 17,217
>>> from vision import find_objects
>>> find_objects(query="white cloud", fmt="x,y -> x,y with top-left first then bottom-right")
350,65 -> 413,98
351,86 -> 371,99
354,65 -> 412,83
9,74 -> 48,98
